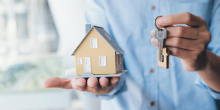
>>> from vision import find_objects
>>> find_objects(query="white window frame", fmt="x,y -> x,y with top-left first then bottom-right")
78,57 -> 82,65
90,38 -> 98,48
99,56 -> 106,66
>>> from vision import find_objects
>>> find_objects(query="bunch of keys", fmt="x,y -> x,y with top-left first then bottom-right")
154,16 -> 169,69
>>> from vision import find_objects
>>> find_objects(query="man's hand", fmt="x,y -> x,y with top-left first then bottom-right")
43,77 -> 120,95
150,12 -> 211,71
151,12 -> 220,92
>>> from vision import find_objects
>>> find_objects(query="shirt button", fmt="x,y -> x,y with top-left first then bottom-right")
150,101 -> 155,106
151,6 -> 155,10
150,69 -> 154,73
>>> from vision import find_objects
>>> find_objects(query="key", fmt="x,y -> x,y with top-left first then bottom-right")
155,28 -> 169,69
154,15 -> 169,69
155,28 -> 167,62
157,48 -> 169,68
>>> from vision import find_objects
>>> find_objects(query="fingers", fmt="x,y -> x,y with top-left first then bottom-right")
110,77 -> 120,87
151,37 -> 199,51
74,78 -> 87,91
86,77 -> 120,95
87,77 -> 99,87
167,47 -> 198,61
151,39 -> 203,61
165,37 -> 196,50
151,26 -> 199,39
166,26 -> 199,39
99,77 -> 120,92
86,78 -> 100,94
98,77 -> 120,95
150,25 -> 202,50
99,77 -> 109,89
150,29 -> 156,37
151,38 -> 158,48
156,12 -> 206,27
43,77 -> 73,89
43,76 -> 120,95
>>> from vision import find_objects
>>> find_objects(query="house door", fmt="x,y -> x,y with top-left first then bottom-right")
84,57 -> 91,73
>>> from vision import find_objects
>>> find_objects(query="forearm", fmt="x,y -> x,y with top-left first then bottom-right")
196,50 -> 220,92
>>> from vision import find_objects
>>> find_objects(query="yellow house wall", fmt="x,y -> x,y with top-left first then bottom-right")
74,28 -> 116,75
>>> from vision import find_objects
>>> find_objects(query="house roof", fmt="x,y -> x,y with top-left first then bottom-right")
72,26 -> 125,55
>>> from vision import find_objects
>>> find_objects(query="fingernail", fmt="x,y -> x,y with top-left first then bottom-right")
104,81 -> 109,86
77,82 -> 85,87
79,84 -> 85,87
158,17 -> 165,24
151,38 -> 157,45
89,82 -> 98,87
114,79 -> 119,82
150,30 -> 155,35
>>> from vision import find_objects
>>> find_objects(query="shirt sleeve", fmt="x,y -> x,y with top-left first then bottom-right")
195,0 -> 220,100
207,0 -> 220,55
195,76 -> 220,99
82,0 -> 126,100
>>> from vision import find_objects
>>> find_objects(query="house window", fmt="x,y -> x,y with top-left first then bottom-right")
99,56 -> 106,66
90,38 -> 98,48
78,57 -> 82,65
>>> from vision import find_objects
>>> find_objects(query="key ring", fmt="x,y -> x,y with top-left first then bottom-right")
154,15 -> 163,30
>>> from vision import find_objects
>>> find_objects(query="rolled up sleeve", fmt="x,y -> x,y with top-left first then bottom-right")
197,0 -> 220,100
195,76 -> 220,99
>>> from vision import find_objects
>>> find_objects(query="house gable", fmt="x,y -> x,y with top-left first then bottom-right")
74,28 -> 116,75
72,26 -> 124,56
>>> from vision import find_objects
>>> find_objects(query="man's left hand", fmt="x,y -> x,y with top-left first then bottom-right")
150,12 -> 211,71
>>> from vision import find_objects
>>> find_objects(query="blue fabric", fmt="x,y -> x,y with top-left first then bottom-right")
83,0 -> 220,110
195,76 -> 220,100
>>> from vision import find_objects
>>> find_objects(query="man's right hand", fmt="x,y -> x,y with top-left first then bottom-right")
43,77 -> 120,95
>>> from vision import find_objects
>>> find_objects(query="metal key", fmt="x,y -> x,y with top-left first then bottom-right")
155,28 -> 167,62
154,15 -> 169,68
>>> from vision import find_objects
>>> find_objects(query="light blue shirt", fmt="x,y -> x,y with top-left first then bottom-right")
83,0 -> 220,110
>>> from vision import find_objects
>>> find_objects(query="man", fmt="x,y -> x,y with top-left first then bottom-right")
43,0 -> 220,110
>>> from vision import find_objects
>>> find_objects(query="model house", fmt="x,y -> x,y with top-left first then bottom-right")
72,24 -> 125,75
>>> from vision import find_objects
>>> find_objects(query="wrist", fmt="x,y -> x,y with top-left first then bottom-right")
196,50 -> 220,92
196,50 -> 212,72
196,50 -> 220,75
203,50 -> 212,71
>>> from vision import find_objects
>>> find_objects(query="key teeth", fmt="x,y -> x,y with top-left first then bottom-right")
157,48 -> 169,69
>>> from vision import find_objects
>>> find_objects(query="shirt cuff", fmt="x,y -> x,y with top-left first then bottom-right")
82,72 -> 126,100
195,76 -> 220,99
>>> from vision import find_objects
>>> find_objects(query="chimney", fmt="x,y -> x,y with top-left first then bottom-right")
85,24 -> 91,34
